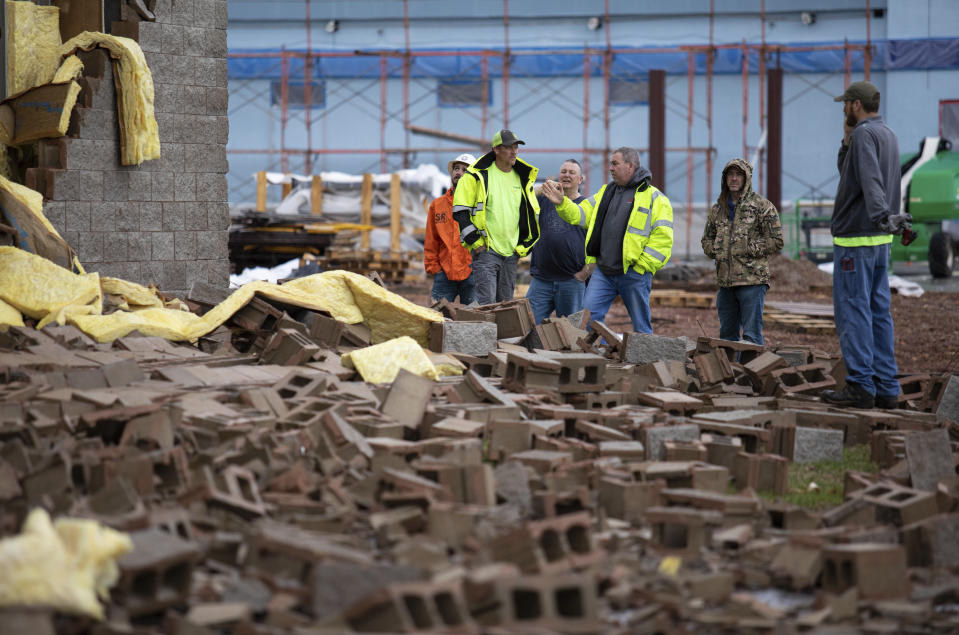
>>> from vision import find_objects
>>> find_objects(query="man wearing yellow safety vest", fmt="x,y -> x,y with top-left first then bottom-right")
453,129 -> 540,304
541,147 -> 673,333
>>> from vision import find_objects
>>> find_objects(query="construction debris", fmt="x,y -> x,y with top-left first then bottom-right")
0,285 -> 957,633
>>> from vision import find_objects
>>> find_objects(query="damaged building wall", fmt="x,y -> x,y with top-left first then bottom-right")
25,0 -> 230,298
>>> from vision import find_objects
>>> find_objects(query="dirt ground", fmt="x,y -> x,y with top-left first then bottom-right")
401,254 -> 959,375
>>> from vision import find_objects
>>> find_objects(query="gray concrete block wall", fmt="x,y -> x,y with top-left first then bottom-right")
44,0 -> 229,298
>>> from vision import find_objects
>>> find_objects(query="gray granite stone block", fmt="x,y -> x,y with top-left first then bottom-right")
206,87 -> 228,116
140,202 -> 163,230
905,428 -> 954,491
152,232 -> 175,260
184,203 -> 209,230
51,170 -> 81,201
792,427 -> 843,464
162,261 -> 188,291
175,173 -> 196,202
77,232 -> 103,263
162,202 -> 186,230
128,233 -> 152,260
936,375 -> 959,423
437,321 -> 498,356
103,172 -> 129,202
78,170 -> 103,201
162,23 -> 185,53
43,202 -> 65,233
215,115 -> 229,144
179,85 -> 207,115
174,231 -> 197,261
623,333 -> 688,364
128,172 -> 152,201
194,58 -> 218,87
207,202 -> 230,229
115,203 -> 139,232
65,201 -> 92,231
103,232 -> 130,262
153,83 -> 178,114
91,202 -> 117,231
195,230 -> 228,259
152,172 -> 175,201
196,173 -> 227,201
214,0 -> 228,30
645,423 -> 700,461
136,21 -> 164,53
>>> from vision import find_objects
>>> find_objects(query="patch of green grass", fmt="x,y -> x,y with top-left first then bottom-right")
761,445 -> 878,509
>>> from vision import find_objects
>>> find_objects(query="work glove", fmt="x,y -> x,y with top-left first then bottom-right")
878,212 -> 913,235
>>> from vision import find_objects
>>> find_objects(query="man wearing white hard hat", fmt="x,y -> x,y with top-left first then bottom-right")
425,153 -> 477,303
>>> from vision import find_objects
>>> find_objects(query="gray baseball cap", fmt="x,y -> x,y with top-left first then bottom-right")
834,80 -> 879,103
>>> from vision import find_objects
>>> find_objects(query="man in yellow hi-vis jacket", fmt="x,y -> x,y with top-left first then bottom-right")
452,129 -> 540,304
541,146 -> 673,333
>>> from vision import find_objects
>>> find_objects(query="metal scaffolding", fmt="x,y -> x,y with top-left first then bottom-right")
227,0 -> 876,259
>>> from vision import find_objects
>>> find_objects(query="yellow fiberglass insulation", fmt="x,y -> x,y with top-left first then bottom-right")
342,336 -> 439,383
60,32 -> 160,165
0,508 -> 132,618
0,248 -> 443,344
53,55 -> 85,83
6,0 -> 62,96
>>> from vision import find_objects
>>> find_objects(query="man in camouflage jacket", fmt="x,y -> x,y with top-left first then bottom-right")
701,158 -> 784,345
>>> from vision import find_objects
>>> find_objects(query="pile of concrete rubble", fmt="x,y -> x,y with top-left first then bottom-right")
2,289 -> 959,634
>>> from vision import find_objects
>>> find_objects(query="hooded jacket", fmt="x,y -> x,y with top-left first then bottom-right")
701,158 -> 784,287
555,165 -> 674,276
424,188 -> 472,281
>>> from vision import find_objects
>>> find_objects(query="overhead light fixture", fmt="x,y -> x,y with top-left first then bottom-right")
800,11 -> 816,25
325,19 -> 339,33
587,16 -> 602,31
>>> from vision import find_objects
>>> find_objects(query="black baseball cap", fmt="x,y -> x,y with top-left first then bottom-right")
492,129 -> 525,147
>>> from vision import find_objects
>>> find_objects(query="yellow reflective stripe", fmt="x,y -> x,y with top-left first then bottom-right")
833,234 -> 893,247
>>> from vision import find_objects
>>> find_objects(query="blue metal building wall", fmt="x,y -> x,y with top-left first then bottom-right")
226,0 -> 959,229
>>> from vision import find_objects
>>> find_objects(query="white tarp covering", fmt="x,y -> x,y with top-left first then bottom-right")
267,164 -> 450,228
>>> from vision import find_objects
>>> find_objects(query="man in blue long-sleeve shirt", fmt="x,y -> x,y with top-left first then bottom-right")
821,81 -> 902,410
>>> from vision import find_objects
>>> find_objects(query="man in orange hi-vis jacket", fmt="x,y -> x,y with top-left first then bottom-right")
425,153 -> 477,303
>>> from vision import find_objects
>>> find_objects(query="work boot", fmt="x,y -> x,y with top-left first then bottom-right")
875,394 -> 900,409
821,383 -> 874,409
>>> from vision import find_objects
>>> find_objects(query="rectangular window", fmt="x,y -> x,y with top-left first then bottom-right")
609,78 -> 649,106
270,80 -> 325,108
438,80 -> 491,107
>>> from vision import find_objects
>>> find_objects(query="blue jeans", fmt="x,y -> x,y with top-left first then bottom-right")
716,284 -> 768,345
832,243 -> 899,397
526,276 -> 585,324
472,249 -> 518,305
430,270 -> 475,304
583,268 -> 653,333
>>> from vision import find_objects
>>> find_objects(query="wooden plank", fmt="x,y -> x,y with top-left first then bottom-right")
255,171 -> 268,212
281,177 -> 292,200
53,0 -> 104,42
390,173 -> 402,255
311,174 -> 323,215
360,173 -> 373,250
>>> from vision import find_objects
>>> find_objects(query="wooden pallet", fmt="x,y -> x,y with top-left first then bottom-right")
763,308 -> 835,334
317,250 -> 410,283
649,289 -> 715,308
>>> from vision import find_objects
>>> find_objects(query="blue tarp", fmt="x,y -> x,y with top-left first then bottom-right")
228,38 -> 959,81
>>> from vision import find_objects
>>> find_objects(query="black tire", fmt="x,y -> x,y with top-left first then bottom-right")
929,231 -> 954,278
